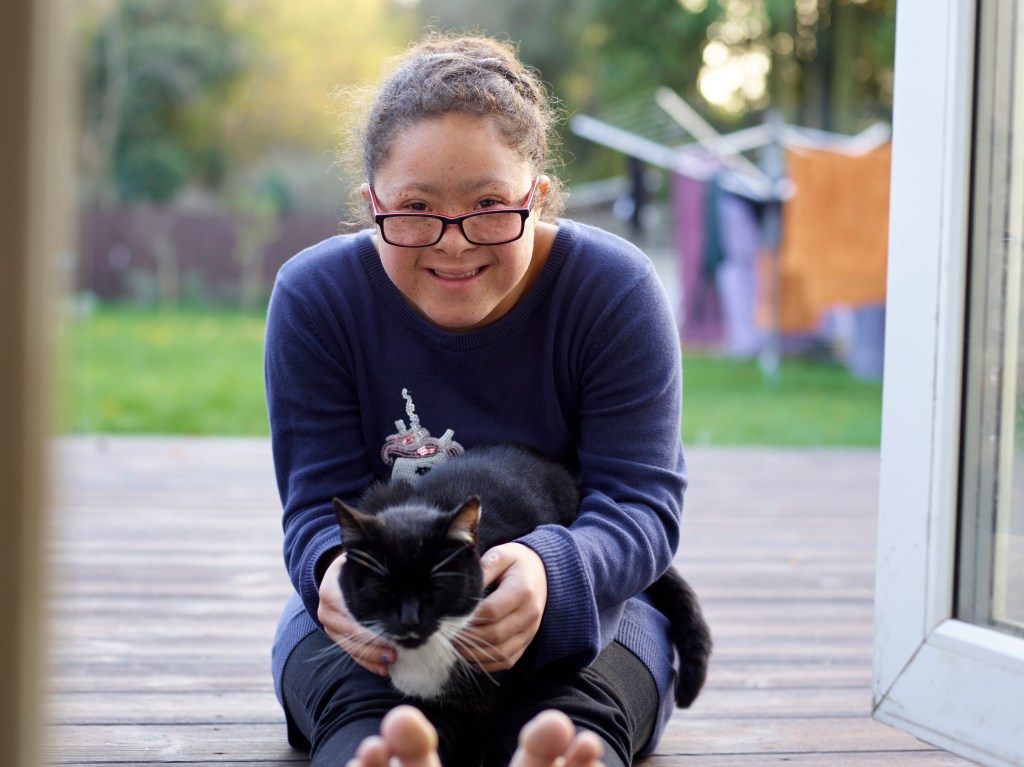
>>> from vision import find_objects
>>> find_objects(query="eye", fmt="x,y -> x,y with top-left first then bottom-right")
406,201 -> 430,212
476,197 -> 504,210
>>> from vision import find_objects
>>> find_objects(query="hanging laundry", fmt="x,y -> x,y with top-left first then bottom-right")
765,144 -> 892,333
674,169 -> 765,355
673,170 -> 724,346
710,173 -> 763,357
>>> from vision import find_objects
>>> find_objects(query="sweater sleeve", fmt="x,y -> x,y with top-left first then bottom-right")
264,252 -> 373,622
518,263 -> 686,668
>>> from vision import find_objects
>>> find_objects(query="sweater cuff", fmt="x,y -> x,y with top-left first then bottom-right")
518,524 -> 601,668
300,532 -> 343,623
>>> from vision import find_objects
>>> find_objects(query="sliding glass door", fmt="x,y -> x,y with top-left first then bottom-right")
873,0 -> 1024,764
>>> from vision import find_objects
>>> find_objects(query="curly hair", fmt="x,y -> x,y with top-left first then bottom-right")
336,33 -> 566,222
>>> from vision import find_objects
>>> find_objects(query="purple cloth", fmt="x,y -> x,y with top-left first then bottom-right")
715,190 -> 763,358
672,172 -> 723,345
673,171 -> 763,356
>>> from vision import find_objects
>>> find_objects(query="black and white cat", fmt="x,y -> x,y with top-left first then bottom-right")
332,444 -> 712,709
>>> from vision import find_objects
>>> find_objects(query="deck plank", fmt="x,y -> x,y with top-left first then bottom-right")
44,437 -> 977,765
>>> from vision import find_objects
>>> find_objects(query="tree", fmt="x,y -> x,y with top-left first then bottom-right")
213,0 -> 418,305
78,0 -> 245,306
576,0 -> 895,132
218,0 -> 419,175
763,0 -> 896,132
80,0 -> 244,203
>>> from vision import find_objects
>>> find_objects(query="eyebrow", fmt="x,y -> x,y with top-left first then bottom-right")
390,177 -> 516,198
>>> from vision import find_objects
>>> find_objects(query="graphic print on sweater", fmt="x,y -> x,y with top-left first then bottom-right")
381,389 -> 465,482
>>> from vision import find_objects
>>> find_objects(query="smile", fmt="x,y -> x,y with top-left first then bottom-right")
431,267 -> 483,280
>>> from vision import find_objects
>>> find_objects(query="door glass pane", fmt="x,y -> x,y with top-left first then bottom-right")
957,0 -> 1024,638
999,305 -> 1024,629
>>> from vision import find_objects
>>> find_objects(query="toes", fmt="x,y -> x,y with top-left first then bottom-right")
380,705 -> 440,767
512,710 -> 576,767
350,735 -> 388,767
563,731 -> 605,767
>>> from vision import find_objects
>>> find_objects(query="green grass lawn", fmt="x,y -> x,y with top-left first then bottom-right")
58,306 -> 883,446
681,351 -> 882,446
58,305 -> 270,435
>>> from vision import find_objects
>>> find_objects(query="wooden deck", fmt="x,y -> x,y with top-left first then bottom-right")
45,437 -> 977,766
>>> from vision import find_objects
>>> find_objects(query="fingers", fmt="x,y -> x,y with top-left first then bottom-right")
459,543 -> 547,672
479,545 -> 513,590
459,620 -> 536,673
318,553 -> 395,676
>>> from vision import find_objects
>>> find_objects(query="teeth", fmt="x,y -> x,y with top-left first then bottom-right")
432,268 -> 480,280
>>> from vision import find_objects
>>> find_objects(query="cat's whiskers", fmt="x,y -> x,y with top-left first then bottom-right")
345,548 -> 389,577
306,640 -> 362,680
306,619 -> 390,675
308,641 -> 347,665
450,625 -> 501,664
429,621 -> 495,694
429,544 -> 471,575
438,622 -> 503,688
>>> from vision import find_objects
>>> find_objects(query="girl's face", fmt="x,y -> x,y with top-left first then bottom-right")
363,113 -> 550,332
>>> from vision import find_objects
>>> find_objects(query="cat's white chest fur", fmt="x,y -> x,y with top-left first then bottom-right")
388,617 -> 472,700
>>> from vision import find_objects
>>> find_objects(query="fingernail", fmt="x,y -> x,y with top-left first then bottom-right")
380,653 -> 392,665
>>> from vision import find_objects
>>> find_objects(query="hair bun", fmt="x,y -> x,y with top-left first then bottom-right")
470,57 -> 537,102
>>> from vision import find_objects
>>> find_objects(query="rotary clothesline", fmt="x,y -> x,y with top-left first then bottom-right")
569,88 -> 891,382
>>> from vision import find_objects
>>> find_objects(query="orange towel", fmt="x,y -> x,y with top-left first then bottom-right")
762,144 -> 892,333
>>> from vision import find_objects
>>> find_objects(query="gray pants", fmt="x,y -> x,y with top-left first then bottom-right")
281,630 -> 658,767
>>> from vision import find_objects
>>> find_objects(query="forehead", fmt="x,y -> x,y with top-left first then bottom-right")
374,113 -> 532,192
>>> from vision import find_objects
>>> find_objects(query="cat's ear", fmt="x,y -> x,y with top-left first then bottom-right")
448,496 -> 481,546
333,498 -> 374,543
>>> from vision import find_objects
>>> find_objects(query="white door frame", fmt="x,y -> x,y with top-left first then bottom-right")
873,0 -> 1024,764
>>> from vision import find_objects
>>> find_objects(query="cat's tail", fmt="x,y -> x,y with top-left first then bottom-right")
644,566 -> 712,708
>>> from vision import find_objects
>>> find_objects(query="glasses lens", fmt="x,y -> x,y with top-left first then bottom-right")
463,212 -> 524,245
381,216 -> 443,247
380,210 -> 526,247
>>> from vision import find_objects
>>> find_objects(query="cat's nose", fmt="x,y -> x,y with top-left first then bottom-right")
400,597 -> 420,627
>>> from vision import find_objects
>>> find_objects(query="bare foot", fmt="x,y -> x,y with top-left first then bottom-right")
348,706 -> 604,767
346,705 -> 440,767
511,710 -> 605,767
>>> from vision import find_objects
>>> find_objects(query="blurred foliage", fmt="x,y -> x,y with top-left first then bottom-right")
567,0 -> 895,129
76,0 -> 420,205
75,0 -> 897,204
397,0 -> 896,183
218,0 -> 419,169
78,0 -> 245,203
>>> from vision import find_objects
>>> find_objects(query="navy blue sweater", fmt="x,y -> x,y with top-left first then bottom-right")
265,219 -> 687,753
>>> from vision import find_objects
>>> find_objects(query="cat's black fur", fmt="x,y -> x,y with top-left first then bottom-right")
333,444 -> 712,709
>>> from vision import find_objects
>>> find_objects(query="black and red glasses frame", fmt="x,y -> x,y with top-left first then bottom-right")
368,177 -> 540,248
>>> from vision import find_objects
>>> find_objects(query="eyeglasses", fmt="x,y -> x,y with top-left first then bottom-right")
368,178 -> 540,248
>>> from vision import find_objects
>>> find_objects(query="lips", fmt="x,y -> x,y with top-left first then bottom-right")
430,267 -> 484,280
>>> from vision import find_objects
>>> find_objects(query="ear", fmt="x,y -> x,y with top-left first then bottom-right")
447,497 -> 480,546
534,174 -> 551,211
359,183 -> 372,206
333,498 -> 374,544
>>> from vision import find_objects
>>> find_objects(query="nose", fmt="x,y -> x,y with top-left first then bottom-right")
400,597 -> 420,628
434,220 -> 473,253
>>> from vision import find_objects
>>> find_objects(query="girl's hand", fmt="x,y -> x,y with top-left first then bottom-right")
458,542 -> 547,672
317,553 -> 396,677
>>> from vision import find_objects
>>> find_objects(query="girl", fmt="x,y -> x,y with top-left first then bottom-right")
265,33 -> 688,767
